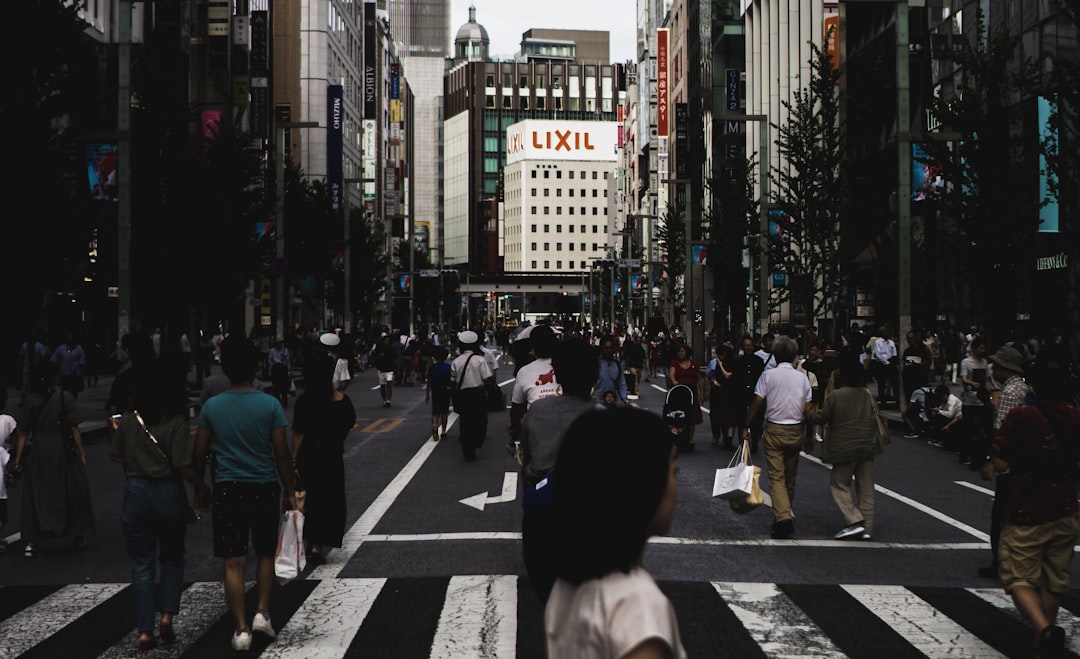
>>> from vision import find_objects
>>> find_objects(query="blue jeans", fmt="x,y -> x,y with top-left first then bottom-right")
121,477 -> 188,632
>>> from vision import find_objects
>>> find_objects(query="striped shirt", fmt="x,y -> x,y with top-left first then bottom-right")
992,375 -> 1032,430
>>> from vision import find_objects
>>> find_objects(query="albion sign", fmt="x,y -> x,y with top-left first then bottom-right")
505,120 -> 617,164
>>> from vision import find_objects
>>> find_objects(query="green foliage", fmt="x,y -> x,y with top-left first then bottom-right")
770,32 -> 845,324
656,202 -> 686,319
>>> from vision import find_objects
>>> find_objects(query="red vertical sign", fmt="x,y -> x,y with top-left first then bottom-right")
657,28 -> 669,137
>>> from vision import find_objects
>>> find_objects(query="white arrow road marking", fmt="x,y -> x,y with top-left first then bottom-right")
459,472 -> 518,511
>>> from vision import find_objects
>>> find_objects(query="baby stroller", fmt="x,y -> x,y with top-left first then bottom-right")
664,384 -> 697,453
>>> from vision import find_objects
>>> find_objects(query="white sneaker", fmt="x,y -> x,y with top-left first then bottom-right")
252,612 -> 276,639
231,630 -> 252,651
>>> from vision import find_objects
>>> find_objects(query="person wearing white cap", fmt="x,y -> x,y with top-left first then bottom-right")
450,330 -> 495,461
319,332 -> 351,393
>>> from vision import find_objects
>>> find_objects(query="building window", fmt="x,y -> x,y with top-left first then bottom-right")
581,188 -> 586,196
521,96 -> 529,110
531,188 -> 537,196
544,224 -> 550,232
603,207 -> 608,215
569,171 -> 575,179
556,171 -> 562,179
531,207 -> 536,214
537,96 -> 546,110
544,261 -> 550,268
544,170 -> 550,179
532,260 -> 537,268
581,224 -> 586,233
569,207 -> 575,215
531,224 -> 537,232
544,207 -> 550,215
569,224 -> 575,232
603,189 -> 608,197
592,225 -> 598,233
593,207 -> 598,215
486,73 -> 495,87
581,242 -> 586,251
544,189 -> 550,197
544,242 -> 550,250
569,243 -> 574,251
556,207 -> 562,215
531,242 -> 537,250
556,189 -> 562,197
592,243 -> 598,251
556,242 -> 562,250
520,75 -> 528,87
604,172 -> 610,180
531,170 -> 537,178
569,189 -> 575,197
486,95 -> 495,108
592,171 -> 598,180
503,95 -> 513,109
581,207 -> 586,215
556,224 -> 562,232
556,261 -> 562,269
593,189 -> 598,197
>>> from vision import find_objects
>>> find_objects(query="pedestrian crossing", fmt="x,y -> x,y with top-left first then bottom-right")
2,576 -> 1078,658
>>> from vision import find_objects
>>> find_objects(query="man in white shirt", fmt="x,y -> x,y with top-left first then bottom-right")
741,335 -> 813,539
450,331 -> 495,462
507,326 -> 559,458
871,324 -> 899,408
754,333 -> 777,370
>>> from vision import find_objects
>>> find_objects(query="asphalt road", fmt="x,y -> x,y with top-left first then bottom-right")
2,359 -> 1079,658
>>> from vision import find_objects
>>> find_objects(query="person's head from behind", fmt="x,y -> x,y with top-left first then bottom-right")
132,353 -> 188,423
1029,354 -> 1073,403
552,338 -> 599,399
551,407 -> 677,585
302,350 -> 335,400
771,335 -> 799,365
935,384 -> 951,405
220,335 -> 259,384
530,325 -> 557,359
435,346 -> 449,363
836,353 -> 866,388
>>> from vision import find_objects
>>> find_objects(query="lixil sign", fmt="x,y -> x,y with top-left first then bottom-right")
505,120 -> 618,164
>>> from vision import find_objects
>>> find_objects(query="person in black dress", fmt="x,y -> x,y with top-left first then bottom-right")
290,351 -> 357,564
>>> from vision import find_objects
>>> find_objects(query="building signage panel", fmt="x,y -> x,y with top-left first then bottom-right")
327,85 -> 344,213
726,69 -> 739,111
390,99 -> 401,123
250,11 -> 268,75
657,29 -> 669,136
363,2 -> 377,119
505,120 -> 618,165
675,103 -> 689,178
391,75 -> 400,100
362,119 -> 376,157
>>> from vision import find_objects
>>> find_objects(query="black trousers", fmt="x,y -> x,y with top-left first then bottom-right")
455,387 -> 488,458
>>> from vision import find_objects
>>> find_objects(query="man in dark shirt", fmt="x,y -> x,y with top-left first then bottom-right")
733,335 -> 765,452
900,329 -> 933,413
990,356 -> 1080,658
622,335 -> 647,396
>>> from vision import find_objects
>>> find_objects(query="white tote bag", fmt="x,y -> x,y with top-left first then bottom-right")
274,510 -> 307,583
712,440 -> 756,499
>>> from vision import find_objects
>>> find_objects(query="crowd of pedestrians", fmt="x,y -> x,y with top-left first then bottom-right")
2,317 -> 1079,657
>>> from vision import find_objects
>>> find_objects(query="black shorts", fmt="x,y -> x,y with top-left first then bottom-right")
431,390 -> 451,414
212,481 -> 281,558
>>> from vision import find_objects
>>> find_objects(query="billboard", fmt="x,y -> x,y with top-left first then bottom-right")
657,28 -> 669,136
328,85 -> 344,214
505,120 -> 618,164
86,143 -> 118,201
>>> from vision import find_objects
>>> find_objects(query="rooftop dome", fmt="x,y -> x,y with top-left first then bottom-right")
455,5 -> 489,45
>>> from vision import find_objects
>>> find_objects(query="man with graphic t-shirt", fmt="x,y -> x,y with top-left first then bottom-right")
507,325 -> 560,460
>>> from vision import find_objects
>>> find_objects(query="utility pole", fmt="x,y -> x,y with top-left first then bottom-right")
896,1 -> 912,338
117,0 -> 132,340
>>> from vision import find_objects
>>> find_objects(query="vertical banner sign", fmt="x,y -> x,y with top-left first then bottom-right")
1038,96 -> 1060,232
675,103 -> 689,178
364,2 -> 377,119
657,29 -> 669,137
250,10 -> 268,74
328,85 -> 344,214
824,15 -> 840,76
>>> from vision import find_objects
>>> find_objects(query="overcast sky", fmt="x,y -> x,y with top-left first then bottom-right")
449,0 -> 638,63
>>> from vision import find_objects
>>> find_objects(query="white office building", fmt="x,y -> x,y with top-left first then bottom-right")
502,120 -> 619,272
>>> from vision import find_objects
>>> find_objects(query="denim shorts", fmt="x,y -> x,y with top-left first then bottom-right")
211,481 -> 281,558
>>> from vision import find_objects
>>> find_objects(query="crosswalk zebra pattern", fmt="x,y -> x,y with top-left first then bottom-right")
2,577 -> 1079,658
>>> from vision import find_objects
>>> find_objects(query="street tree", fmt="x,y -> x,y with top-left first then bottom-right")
770,33 -> 845,329
705,154 -> 759,339
655,202 -> 686,329
349,208 -> 389,330
919,6 -> 1042,334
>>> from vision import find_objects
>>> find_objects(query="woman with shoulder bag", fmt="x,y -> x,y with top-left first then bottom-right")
805,352 -> 886,542
109,350 -> 208,652
11,361 -> 95,558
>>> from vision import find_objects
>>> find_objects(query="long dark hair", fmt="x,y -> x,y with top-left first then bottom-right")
130,353 -> 188,424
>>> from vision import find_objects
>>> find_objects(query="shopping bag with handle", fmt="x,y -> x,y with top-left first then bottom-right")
712,440 -> 756,499
274,509 -> 307,583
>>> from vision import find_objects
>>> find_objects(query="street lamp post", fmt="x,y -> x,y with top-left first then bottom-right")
274,121 -> 320,341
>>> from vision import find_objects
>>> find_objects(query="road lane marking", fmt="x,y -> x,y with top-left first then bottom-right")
262,578 -> 386,659
312,414 -> 459,580
459,472 -> 518,511
843,584 -> 1001,658
712,582 -> 845,657
801,452 -> 991,542
498,378 -> 514,387
0,583 -> 127,658
359,417 -> 405,433
430,575 -> 517,659
97,581 -> 234,659
970,587 -> 1080,656
955,480 -> 995,496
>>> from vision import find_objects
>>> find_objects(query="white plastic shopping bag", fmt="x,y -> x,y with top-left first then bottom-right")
274,510 -> 307,583
712,440 -> 756,500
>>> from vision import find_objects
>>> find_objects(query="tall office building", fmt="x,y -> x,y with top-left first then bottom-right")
389,0 -> 451,259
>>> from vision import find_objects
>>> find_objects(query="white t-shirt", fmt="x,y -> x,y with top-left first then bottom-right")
545,567 -> 687,659
333,358 -> 351,386
752,362 -> 812,425
451,351 -> 494,389
511,357 -> 559,407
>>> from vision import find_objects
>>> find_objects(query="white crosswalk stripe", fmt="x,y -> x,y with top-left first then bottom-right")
0,583 -> 127,659
3,577 -> 1070,657
843,584 -> 1002,657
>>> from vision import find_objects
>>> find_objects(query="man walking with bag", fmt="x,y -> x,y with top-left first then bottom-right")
451,331 -> 494,462
741,336 -> 813,539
